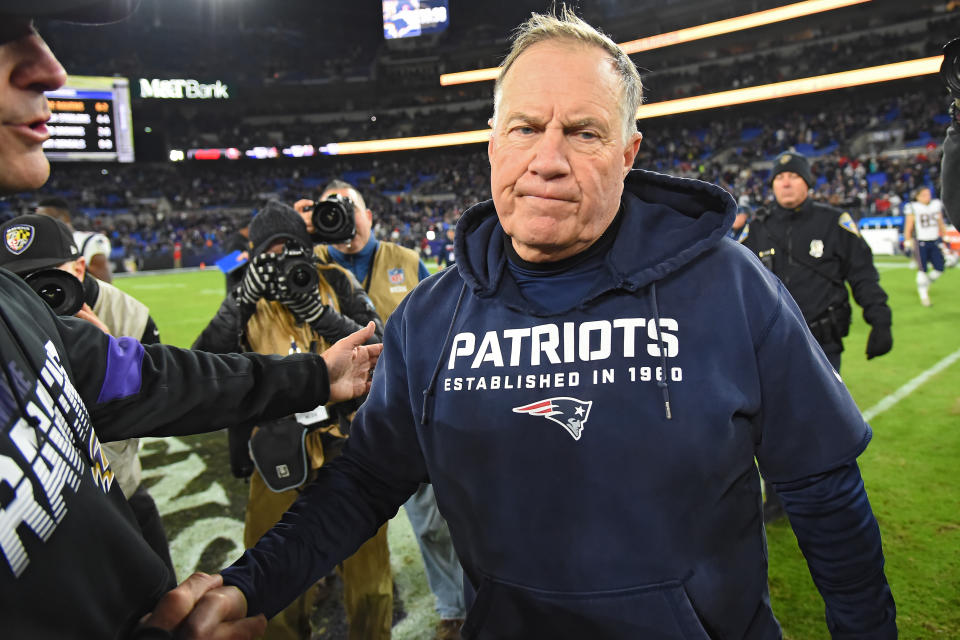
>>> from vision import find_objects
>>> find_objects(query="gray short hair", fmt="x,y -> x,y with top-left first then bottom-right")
492,4 -> 642,141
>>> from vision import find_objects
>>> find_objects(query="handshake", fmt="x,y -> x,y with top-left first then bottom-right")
234,249 -> 328,325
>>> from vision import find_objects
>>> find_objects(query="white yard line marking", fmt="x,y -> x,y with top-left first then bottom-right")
862,347 -> 960,422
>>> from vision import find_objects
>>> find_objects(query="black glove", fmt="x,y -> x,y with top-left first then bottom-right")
866,324 -> 892,360
234,252 -> 279,306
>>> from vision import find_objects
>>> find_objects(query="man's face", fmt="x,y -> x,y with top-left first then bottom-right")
488,40 -> 641,263
772,171 -> 809,209
0,18 -> 68,194
322,187 -> 373,255
916,188 -> 931,205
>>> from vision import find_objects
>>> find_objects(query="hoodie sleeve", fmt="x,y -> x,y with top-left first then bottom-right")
52,313 -> 332,442
221,296 -> 425,618
752,281 -> 870,483
774,462 -> 896,639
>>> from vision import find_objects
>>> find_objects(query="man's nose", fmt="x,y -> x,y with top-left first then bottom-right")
10,33 -> 68,94
528,129 -> 571,179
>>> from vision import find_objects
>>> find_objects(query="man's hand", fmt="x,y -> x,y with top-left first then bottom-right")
866,324 -> 893,360
75,303 -> 111,334
235,252 -> 279,305
138,572 -> 266,639
322,321 -> 383,403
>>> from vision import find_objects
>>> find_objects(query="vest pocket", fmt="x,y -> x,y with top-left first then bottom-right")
461,574 -> 712,639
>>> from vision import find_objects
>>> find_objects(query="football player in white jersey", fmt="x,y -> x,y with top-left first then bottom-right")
903,186 -> 948,306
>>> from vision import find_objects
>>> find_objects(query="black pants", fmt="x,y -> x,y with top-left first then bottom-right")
128,484 -> 175,577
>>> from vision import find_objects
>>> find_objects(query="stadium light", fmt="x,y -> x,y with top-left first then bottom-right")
318,56 -> 943,155
439,0 -> 871,86
634,56 -> 943,119
185,55 -> 942,159
319,129 -> 491,156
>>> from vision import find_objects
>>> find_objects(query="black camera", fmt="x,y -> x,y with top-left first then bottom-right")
942,37 -> 960,100
25,268 -> 85,316
307,194 -> 356,244
276,245 -> 319,296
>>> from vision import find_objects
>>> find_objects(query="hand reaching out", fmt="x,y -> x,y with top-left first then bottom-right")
322,321 -> 383,403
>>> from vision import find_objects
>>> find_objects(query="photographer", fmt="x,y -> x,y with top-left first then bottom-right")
296,181 -> 466,639
192,200 -> 389,640
36,197 -> 114,282
0,213 -> 174,574
941,37 -> 960,227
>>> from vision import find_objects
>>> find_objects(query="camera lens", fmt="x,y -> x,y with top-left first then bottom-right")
24,269 -> 85,316
38,283 -> 67,310
290,265 -> 312,288
309,196 -> 357,243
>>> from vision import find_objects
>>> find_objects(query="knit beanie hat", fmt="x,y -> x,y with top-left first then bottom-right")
770,151 -> 814,187
249,200 -> 312,256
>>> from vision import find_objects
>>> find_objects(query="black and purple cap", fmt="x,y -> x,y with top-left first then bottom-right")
0,0 -> 139,24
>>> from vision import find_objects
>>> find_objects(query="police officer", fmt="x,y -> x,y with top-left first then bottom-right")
744,151 -> 892,523
743,151 -> 893,373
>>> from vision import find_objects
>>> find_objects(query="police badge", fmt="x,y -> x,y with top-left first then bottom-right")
809,239 -> 824,258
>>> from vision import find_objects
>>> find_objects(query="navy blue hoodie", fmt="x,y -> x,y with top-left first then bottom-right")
223,170 -> 885,639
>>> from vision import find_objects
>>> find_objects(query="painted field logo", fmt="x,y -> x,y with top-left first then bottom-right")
5,225 -> 34,255
388,268 -> 405,284
513,397 -> 593,441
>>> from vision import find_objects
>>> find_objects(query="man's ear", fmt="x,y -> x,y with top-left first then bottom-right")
622,131 -> 642,178
74,256 -> 87,281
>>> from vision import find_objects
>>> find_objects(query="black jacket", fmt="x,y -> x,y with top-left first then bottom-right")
0,268 -> 334,639
943,119 -> 960,228
743,198 -> 891,351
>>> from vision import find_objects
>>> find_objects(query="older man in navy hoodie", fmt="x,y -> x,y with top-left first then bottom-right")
187,7 -> 896,640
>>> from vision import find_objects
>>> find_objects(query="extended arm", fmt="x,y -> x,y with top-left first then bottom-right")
775,462 -> 896,639
219,305 -> 423,617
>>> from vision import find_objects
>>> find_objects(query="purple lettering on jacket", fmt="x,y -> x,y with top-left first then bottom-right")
96,336 -> 144,404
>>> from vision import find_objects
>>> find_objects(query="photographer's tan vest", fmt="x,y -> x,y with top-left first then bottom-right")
317,241 -> 422,320
244,263 -> 350,452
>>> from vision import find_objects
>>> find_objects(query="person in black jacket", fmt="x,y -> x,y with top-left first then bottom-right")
742,150 -> 892,523
743,151 -> 893,373
192,200 -> 391,640
940,37 -> 960,227
0,2 -> 383,637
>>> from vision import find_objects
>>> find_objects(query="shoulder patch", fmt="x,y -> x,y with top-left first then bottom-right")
736,223 -> 749,244
838,212 -> 859,237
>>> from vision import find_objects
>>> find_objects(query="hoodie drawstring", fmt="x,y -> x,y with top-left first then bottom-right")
421,282 -> 468,425
649,281 -> 673,420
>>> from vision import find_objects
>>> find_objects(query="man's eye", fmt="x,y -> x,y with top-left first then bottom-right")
511,126 -> 536,135
574,131 -> 598,141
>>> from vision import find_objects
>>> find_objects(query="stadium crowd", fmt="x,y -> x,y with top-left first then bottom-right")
2,81 -> 947,272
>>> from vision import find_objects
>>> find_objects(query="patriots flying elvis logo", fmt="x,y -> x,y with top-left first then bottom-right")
513,397 -> 593,441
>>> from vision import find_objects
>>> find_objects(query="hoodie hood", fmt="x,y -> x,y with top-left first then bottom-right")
454,169 -> 737,304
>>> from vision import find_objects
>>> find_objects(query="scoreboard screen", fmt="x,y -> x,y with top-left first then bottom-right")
44,76 -> 135,163
383,0 -> 449,39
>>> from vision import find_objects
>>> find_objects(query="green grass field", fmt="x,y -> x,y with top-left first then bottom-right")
115,256 -> 960,639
